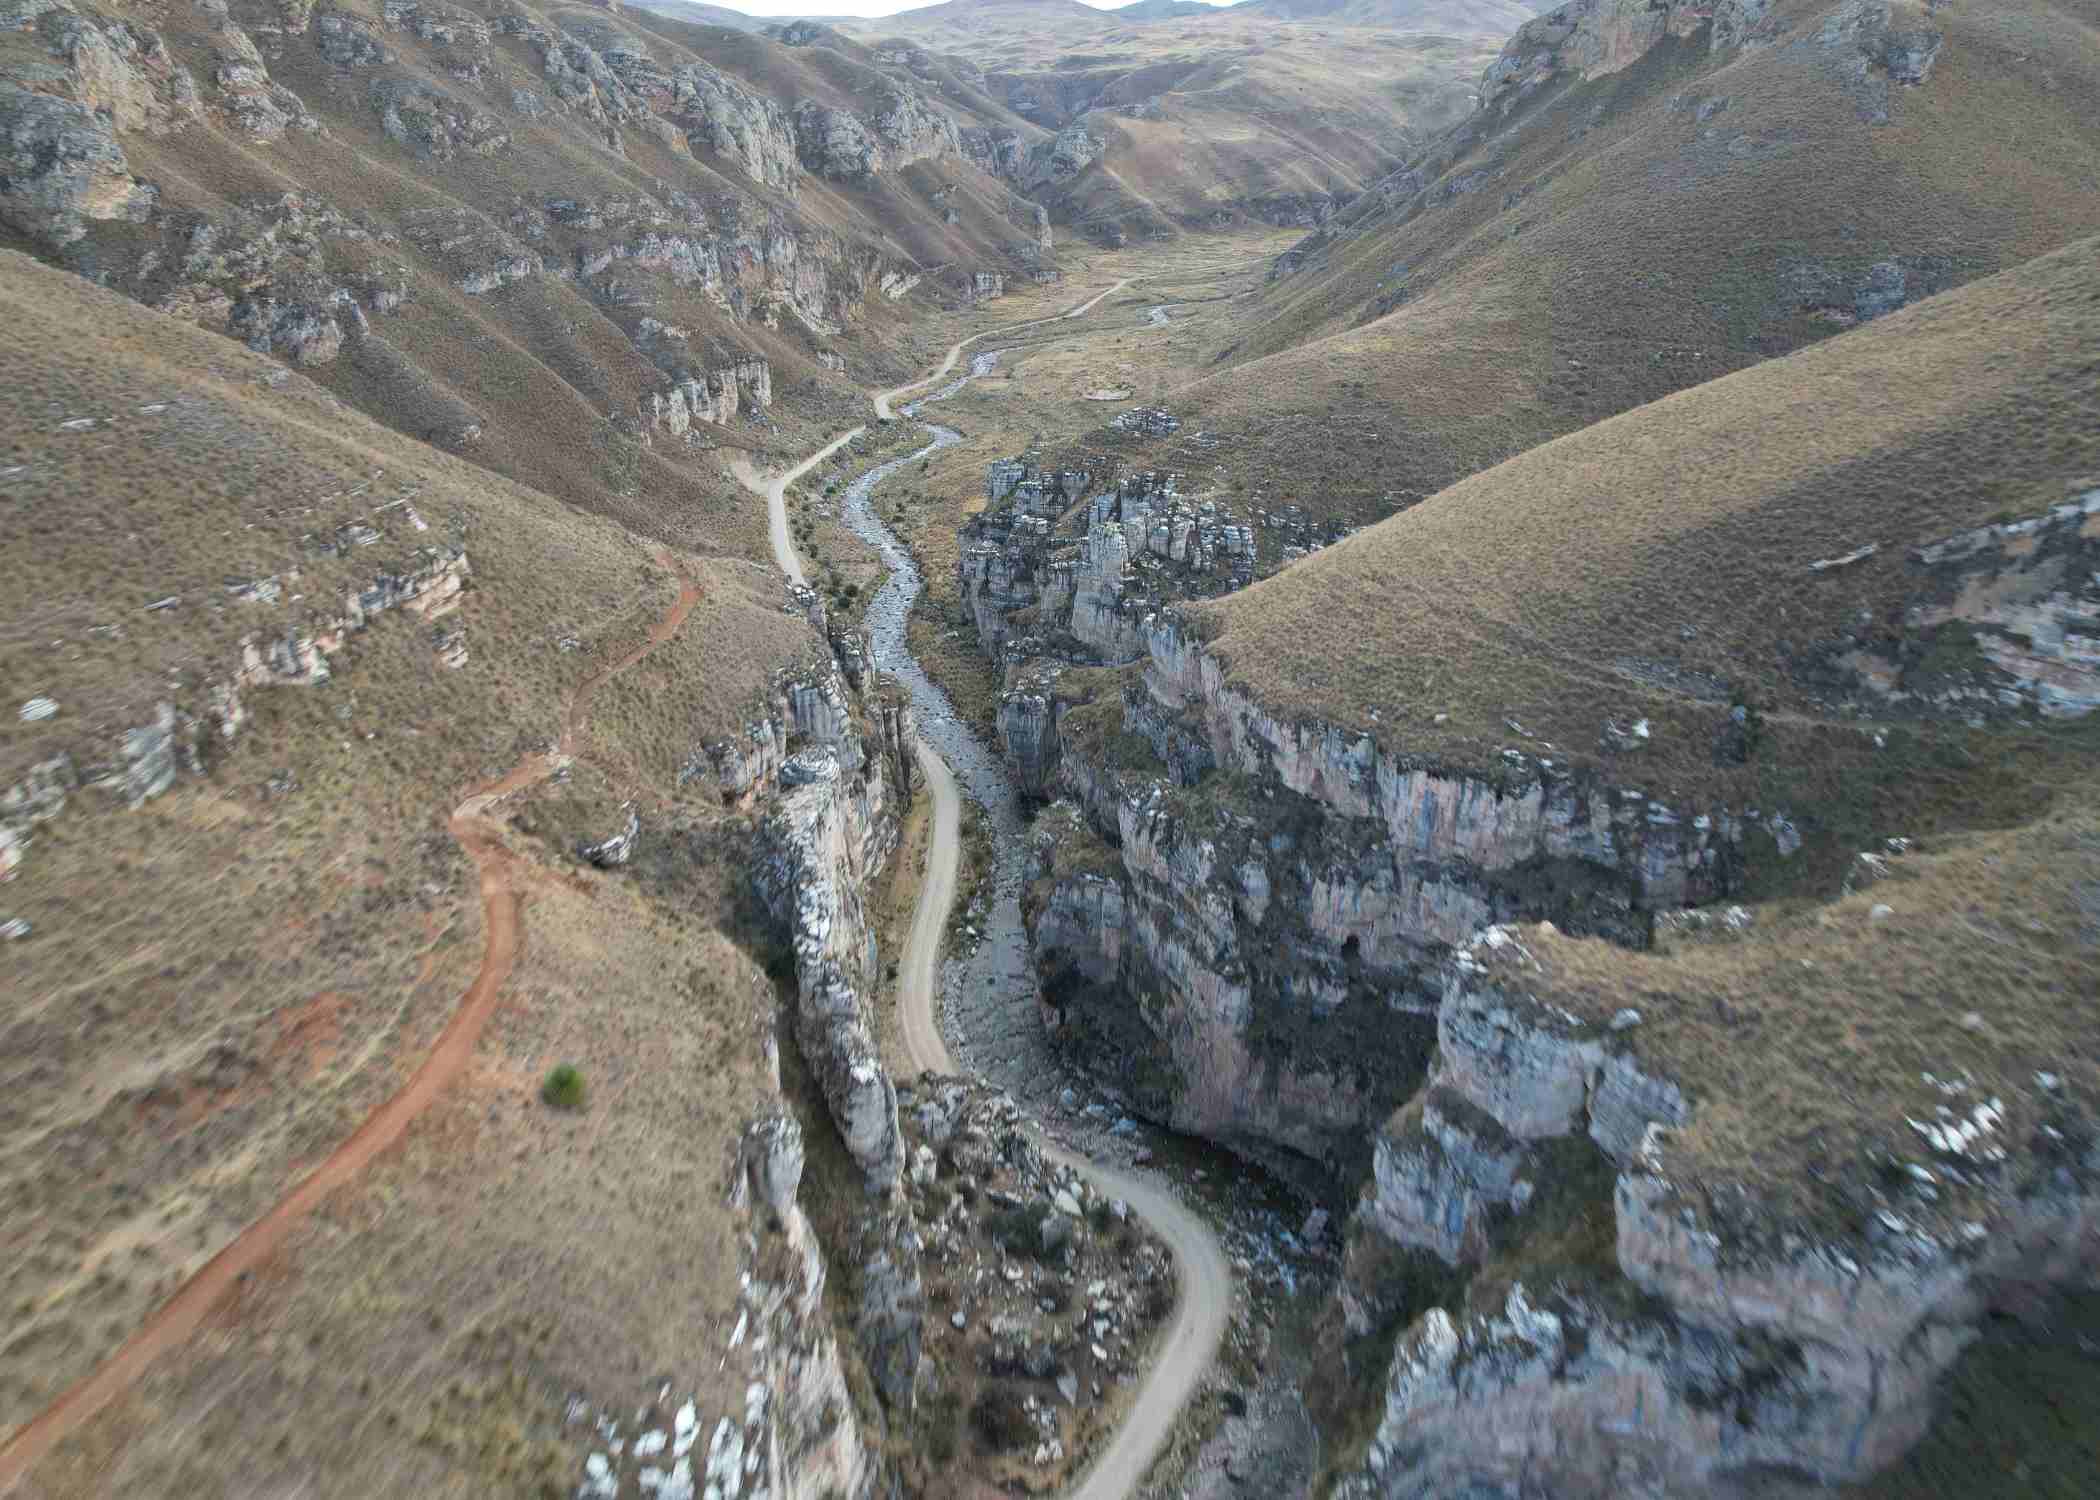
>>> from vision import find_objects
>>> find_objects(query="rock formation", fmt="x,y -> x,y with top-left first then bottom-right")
745,644 -> 925,1411
641,355 -> 774,440
793,80 -> 960,179
960,455 -> 1342,705
1332,917 -> 2097,1498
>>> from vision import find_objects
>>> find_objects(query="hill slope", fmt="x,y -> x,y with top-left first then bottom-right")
1239,0 -> 1539,27
1148,0 -> 2100,521
835,0 -> 1525,238
1012,227 -> 2100,1498
0,244 -> 852,1495
1194,229 -> 2100,798
1,0 -> 1058,560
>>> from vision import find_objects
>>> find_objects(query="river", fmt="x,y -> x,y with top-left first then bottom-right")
833,350 -> 1065,1108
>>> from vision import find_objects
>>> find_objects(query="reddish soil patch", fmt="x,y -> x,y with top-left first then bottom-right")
269,992 -> 352,1083
0,556 -> 704,1490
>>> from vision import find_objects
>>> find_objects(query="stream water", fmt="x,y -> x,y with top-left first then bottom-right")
836,351 -> 1062,1108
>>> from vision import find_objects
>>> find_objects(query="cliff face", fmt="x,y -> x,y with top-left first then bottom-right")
726,1109 -> 876,1500
750,651 -> 925,1412
1021,614 -> 1739,1182
1333,923 -> 2098,1497
959,454 -> 1345,698
583,1082 -> 885,1500
1,0 -> 1057,533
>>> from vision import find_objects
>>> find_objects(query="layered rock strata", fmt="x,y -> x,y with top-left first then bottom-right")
1334,923 -> 2097,1497
1021,614 -> 1735,1180
960,455 -> 1341,684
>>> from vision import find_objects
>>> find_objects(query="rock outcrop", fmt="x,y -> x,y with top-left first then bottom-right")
1006,597 -> 1753,1180
1828,485 -> 2100,720
577,1083 -> 877,1500
756,743 -> 907,1192
960,458 -> 1317,685
793,80 -> 960,179
1334,923 -> 2099,1498
641,355 -> 774,440
0,81 -> 156,246
671,61 -> 800,189
748,649 -> 924,1411
3,542 -> 470,883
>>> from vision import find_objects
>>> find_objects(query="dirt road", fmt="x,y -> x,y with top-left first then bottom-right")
731,429 -> 864,585
0,564 -> 703,1491
901,725 -> 1229,1500
872,278 -> 1132,421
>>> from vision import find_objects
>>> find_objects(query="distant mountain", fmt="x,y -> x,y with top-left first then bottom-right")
621,0 -> 777,29
1238,0 -> 1541,29
837,0 -> 1513,242
1109,0 -> 1235,20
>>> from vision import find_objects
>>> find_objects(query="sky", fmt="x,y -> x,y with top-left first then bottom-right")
710,0 -> 1245,17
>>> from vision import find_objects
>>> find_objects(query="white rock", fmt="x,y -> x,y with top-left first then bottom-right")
1610,1008 -> 1643,1032
18,697 -> 57,722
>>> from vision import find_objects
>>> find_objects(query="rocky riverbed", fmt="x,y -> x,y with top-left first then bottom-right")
835,351 -> 1069,1112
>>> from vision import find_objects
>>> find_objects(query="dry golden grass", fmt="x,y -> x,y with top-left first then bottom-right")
1,249 -> 818,1488
1162,0 -> 2100,522
1500,782 -> 2100,1219
1191,232 -> 2100,805
27,847 -> 783,1497
7,0 -> 1044,616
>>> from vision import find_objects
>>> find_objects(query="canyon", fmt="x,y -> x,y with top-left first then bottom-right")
5,1 -> 2100,1497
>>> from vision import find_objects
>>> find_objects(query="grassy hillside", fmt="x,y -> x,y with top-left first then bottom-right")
1189,230 -> 2100,866
2,0 -> 1051,564
1148,0 -> 2100,522
0,248 -> 812,1492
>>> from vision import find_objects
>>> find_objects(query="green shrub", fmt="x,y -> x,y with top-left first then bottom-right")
541,1063 -> 586,1110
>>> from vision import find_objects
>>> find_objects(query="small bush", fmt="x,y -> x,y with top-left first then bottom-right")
968,1387 -> 1032,1453
984,1201 -> 1063,1259
541,1063 -> 586,1110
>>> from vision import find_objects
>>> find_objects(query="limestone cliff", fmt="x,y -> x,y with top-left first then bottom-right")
958,453 -> 1342,695
1020,613 -> 1737,1183
749,651 -> 924,1411
1333,918 -> 2097,1497
581,1083 -> 883,1500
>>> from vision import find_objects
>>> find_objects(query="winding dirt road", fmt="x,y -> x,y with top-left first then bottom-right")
0,562 -> 703,1492
872,278 -> 1132,421
694,267 -> 1229,1498
899,747 -> 1231,1500
731,429 -> 864,584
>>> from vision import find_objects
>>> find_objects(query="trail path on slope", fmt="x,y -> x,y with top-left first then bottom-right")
0,559 -> 704,1492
